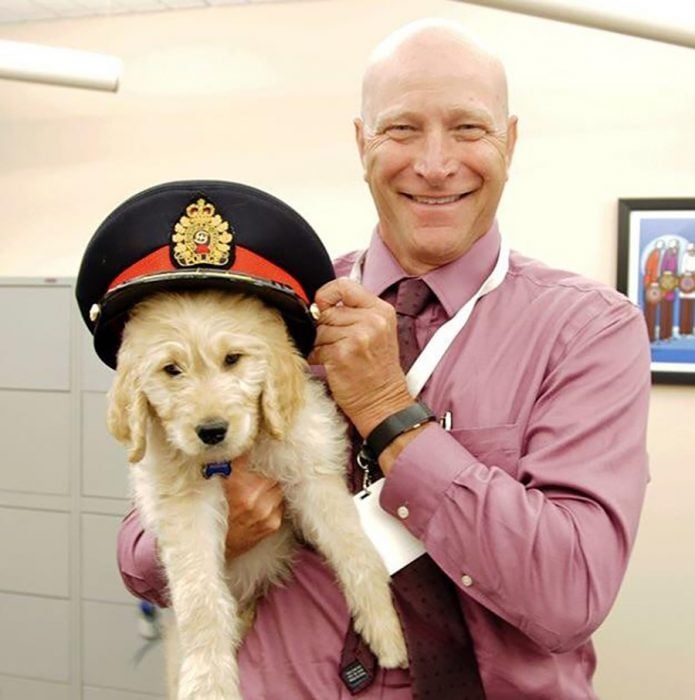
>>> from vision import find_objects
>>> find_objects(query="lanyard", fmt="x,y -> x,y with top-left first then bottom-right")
349,239 -> 510,398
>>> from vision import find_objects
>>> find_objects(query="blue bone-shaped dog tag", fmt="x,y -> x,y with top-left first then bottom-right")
201,462 -> 232,479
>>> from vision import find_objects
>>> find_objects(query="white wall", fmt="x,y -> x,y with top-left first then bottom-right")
1,0 -> 693,697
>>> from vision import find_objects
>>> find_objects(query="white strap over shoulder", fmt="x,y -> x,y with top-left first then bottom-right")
406,240 -> 509,397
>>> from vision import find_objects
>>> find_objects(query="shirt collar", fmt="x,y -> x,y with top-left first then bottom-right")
361,221 -> 502,318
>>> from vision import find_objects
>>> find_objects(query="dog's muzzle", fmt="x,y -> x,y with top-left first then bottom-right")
196,420 -> 229,446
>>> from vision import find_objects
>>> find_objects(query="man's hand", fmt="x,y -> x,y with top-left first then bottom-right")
223,455 -> 285,559
309,277 -> 414,438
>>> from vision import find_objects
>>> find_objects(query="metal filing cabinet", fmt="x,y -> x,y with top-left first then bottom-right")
0,278 -> 165,700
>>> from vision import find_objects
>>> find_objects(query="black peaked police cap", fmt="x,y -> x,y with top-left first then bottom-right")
76,180 -> 335,369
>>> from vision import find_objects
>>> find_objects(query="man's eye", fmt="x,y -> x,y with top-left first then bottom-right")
163,364 -> 182,376
224,353 -> 242,367
456,125 -> 485,139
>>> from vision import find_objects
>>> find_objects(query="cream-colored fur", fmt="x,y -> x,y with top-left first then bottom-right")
108,290 -> 407,700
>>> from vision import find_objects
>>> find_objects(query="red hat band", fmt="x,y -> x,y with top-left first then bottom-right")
106,244 -> 310,304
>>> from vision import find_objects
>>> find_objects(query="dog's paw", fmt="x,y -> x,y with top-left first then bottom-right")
178,655 -> 242,700
178,684 -> 242,700
356,608 -> 409,670
179,691 -> 241,700
373,630 -> 409,670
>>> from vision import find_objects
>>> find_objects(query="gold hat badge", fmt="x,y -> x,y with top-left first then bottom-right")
172,198 -> 233,267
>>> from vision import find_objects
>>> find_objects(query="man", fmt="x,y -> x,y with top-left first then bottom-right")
118,19 -> 650,699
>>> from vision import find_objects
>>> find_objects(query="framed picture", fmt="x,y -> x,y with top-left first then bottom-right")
617,198 -> 695,384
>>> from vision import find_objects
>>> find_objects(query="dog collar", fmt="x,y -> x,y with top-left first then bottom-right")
201,461 -> 232,479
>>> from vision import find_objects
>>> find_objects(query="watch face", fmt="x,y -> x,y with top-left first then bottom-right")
645,284 -> 662,304
680,273 -> 695,293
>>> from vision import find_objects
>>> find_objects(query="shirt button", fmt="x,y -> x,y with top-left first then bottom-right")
396,505 -> 410,519
461,574 -> 474,587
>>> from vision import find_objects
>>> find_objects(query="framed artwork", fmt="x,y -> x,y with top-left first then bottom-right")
617,198 -> 695,384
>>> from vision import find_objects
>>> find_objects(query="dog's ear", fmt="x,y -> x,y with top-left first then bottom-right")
107,348 -> 150,464
261,341 -> 306,440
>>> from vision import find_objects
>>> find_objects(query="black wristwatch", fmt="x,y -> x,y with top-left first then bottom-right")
364,401 -> 436,460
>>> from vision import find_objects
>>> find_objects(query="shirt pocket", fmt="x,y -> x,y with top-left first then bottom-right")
448,424 -> 521,477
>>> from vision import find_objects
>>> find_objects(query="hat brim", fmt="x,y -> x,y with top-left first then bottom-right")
93,271 -> 316,369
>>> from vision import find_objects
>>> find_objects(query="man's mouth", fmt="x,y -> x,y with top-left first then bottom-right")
404,193 -> 468,205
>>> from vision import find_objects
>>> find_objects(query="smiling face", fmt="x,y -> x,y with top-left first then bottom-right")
356,25 -> 517,274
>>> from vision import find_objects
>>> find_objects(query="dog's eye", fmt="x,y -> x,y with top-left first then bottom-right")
163,364 -> 182,376
224,353 -> 242,367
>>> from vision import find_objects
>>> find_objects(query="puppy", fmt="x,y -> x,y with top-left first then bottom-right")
108,289 -> 408,700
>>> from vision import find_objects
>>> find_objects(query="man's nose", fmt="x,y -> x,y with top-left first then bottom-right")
196,420 -> 229,445
413,132 -> 459,182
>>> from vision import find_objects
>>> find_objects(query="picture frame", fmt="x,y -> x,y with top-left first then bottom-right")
617,198 -> 695,384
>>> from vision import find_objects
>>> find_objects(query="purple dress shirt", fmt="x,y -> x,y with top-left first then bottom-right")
117,223 -> 650,699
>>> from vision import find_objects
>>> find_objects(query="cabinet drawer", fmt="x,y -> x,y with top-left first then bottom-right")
0,507 -> 69,597
0,285 -> 71,391
82,600 -> 166,695
0,592 -> 70,682
81,391 -> 130,499
0,676 -> 70,700
0,390 -> 71,495
81,324 -> 115,392
84,687 -> 164,700
82,513 -> 132,604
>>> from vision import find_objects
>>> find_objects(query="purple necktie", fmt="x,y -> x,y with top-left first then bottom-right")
340,278 -> 485,698
395,277 -> 433,372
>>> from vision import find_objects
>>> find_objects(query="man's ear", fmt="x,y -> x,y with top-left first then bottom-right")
505,115 -> 518,170
354,117 -> 368,179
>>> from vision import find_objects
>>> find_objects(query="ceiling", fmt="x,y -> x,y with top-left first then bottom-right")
0,0 -> 318,24
3,0 -> 692,28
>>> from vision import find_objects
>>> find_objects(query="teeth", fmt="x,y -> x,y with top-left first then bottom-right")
411,194 -> 462,205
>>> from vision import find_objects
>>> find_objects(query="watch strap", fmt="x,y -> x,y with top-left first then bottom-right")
365,402 -> 436,459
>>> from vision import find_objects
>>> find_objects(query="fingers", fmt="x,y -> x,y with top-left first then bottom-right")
309,279 -> 395,356
223,459 -> 285,559
307,277 -> 412,436
313,277 -> 382,312
223,463 -> 277,507
311,305 -> 390,360
314,303 -> 371,329
226,479 -> 283,526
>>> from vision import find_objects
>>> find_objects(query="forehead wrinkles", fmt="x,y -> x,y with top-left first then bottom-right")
371,92 -> 497,132
361,33 -> 508,128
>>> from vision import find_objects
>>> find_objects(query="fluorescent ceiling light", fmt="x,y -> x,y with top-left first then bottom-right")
454,0 -> 695,50
0,40 -> 122,91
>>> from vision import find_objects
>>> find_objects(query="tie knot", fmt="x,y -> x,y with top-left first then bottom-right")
395,278 -> 432,318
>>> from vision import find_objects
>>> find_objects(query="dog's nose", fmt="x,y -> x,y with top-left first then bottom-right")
196,420 -> 228,445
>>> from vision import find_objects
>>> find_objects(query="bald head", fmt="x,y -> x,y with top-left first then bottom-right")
361,19 -> 509,129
